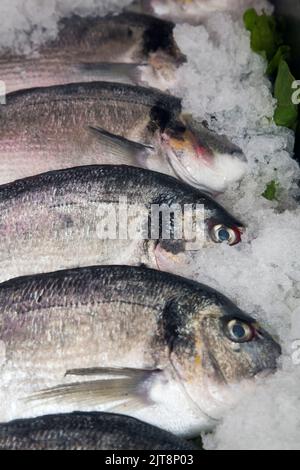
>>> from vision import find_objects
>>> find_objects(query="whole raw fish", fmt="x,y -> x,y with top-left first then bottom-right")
0,164 -> 244,282
0,82 -> 247,194
0,13 -> 184,93
0,265 -> 281,436
0,412 -> 197,450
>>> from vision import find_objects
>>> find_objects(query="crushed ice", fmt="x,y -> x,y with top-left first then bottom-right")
0,0 -> 299,450
170,6 -> 300,450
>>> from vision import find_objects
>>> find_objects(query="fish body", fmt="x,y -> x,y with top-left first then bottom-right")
0,265 -> 281,436
0,13 -> 184,93
0,164 -> 243,282
0,412 -> 197,450
0,81 -> 247,193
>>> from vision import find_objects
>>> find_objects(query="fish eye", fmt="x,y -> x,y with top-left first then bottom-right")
227,319 -> 255,343
210,224 -> 241,246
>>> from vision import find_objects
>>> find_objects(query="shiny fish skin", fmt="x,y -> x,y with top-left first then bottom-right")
0,164 -> 243,282
0,81 -> 180,185
0,13 -> 184,94
0,81 -> 247,194
0,265 -> 281,435
0,412 -> 197,450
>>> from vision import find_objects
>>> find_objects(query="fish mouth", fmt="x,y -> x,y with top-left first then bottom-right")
163,140 -> 216,193
163,133 -> 247,194
167,151 -> 211,192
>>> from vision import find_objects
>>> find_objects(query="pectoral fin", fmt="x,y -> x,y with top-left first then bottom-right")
88,126 -> 154,167
26,367 -> 161,411
65,367 -> 157,378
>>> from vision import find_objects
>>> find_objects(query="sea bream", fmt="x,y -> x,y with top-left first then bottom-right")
130,0 -> 252,25
0,12 -> 184,94
0,266 -> 281,436
0,412 -> 197,450
0,81 -> 247,194
0,164 -> 244,282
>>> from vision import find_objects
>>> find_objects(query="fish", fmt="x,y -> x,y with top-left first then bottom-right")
0,265 -> 281,436
130,0 -> 249,25
0,412 -> 197,450
0,12 -> 184,94
0,164 -> 244,282
0,81 -> 247,193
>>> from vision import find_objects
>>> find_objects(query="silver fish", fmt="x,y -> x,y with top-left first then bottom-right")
0,82 -> 247,193
0,12 -> 184,94
0,164 -> 244,282
0,412 -> 197,450
0,265 -> 281,436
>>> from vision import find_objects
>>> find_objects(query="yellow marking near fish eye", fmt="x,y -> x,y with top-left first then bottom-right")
169,133 -> 195,152
169,138 -> 185,150
194,338 -> 203,362
195,355 -> 201,366
163,252 -> 183,264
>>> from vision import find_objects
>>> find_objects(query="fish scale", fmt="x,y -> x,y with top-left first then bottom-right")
0,164 -> 244,283
0,80 -> 247,194
0,12 -> 184,94
0,412 -> 197,450
0,265 -> 280,436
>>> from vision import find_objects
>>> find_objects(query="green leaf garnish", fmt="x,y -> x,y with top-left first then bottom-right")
262,180 -> 279,201
244,9 -> 299,131
267,45 -> 290,76
274,60 -> 298,129
243,9 -> 281,61
244,8 -> 258,31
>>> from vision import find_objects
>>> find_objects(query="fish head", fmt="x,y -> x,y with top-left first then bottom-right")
168,295 -> 281,422
153,200 -> 244,265
146,50 -> 185,91
153,191 -> 245,271
142,15 -> 186,65
161,118 -> 247,194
